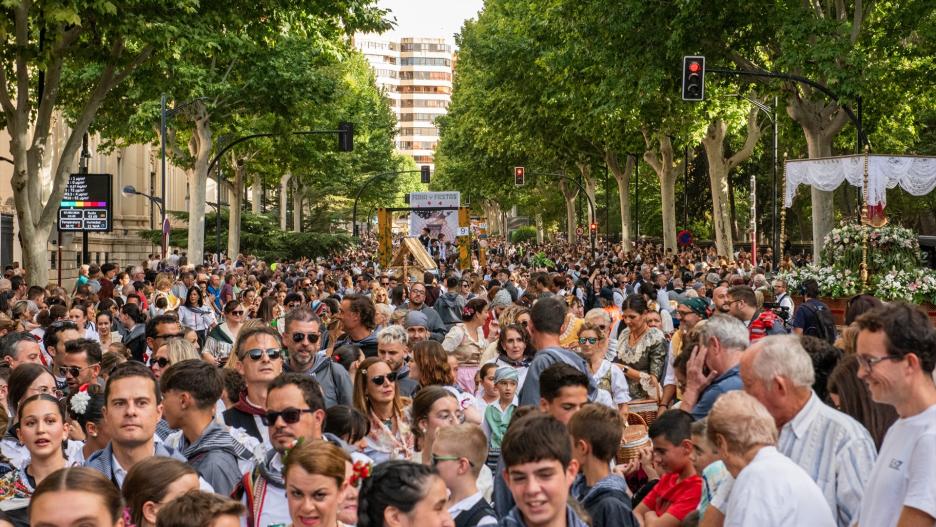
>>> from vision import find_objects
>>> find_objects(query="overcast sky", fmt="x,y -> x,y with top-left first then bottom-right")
377,0 -> 485,46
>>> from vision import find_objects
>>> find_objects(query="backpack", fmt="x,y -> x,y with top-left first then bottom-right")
802,301 -> 837,344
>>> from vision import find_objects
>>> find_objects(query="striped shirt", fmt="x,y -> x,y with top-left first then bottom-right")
778,392 -> 877,527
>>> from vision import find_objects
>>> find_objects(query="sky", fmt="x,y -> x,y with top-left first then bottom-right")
377,0 -> 485,46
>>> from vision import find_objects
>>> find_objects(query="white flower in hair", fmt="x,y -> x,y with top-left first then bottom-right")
70,390 -> 90,415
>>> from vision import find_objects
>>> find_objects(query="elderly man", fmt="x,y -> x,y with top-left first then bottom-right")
854,303 -> 936,527
679,314 -> 747,420
706,391 -> 835,526
741,335 -> 876,527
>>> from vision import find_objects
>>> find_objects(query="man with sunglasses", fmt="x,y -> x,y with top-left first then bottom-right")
283,307 -> 352,408
853,303 -> 936,527
223,325 -> 285,443
234,373 -> 342,527
60,338 -> 103,394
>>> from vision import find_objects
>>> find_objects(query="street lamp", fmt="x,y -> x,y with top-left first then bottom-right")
123,185 -> 167,253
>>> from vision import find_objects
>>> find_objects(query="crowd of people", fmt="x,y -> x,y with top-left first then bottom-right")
0,233 -> 930,527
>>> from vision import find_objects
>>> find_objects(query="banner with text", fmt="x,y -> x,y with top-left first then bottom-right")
409,192 -> 461,245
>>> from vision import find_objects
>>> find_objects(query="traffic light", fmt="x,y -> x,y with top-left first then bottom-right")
338,122 -> 354,152
420,165 -> 431,183
682,56 -> 705,101
589,222 -> 597,235
514,166 -> 525,186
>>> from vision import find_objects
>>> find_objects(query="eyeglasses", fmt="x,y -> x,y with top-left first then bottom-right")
291,332 -> 321,344
57,365 -> 93,378
230,310 -> 245,316
155,332 -> 185,340
152,357 -> 170,368
380,282 -> 390,287
261,407 -> 314,426
675,310 -> 694,318
243,348 -> 282,361
287,302 -> 301,309
368,371 -> 399,386
431,454 -> 474,467
578,337 -> 599,345
29,385 -> 63,398
857,354 -> 903,372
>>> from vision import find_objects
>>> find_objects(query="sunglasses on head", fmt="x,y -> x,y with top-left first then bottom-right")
368,371 -> 399,386
291,332 -> 321,344
244,348 -> 282,361
261,407 -> 314,426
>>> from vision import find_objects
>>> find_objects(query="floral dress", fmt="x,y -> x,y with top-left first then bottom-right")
614,327 -> 666,400
363,410 -> 414,465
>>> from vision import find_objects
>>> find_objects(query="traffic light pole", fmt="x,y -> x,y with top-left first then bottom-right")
351,170 -> 424,238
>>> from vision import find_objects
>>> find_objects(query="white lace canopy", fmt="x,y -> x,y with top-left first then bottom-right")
784,155 -> 936,207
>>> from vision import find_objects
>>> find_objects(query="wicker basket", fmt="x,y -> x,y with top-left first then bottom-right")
628,379 -> 663,425
617,412 -> 651,464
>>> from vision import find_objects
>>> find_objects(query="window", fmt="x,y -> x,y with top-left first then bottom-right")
400,57 -> 451,67
399,113 -> 439,122
399,71 -> 452,81
399,127 -> 439,137
400,99 -> 449,109
398,85 -> 451,94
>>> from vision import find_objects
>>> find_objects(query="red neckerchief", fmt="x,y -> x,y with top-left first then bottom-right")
234,390 -> 265,416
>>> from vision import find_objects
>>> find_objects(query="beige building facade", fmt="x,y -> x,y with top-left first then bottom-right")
0,116 -> 225,287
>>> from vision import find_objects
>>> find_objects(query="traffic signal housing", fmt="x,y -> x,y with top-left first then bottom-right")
338,122 -> 354,152
420,165 -> 431,184
514,166 -> 525,186
589,222 -> 597,236
682,56 -> 705,101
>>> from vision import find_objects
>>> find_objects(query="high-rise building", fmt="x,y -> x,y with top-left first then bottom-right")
355,35 -> 453,168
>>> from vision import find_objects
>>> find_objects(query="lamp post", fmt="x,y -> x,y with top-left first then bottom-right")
122,185 -> 166,253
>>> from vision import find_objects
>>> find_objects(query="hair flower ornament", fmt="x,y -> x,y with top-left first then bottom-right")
69,384 -> 91,416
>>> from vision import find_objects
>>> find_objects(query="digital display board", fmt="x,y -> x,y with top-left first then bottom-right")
57,173 -> 113,232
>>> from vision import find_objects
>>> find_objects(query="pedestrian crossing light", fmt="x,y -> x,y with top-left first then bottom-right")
514,166 -> 525,186
420,165 -> 431,183
682,56 -> 705,101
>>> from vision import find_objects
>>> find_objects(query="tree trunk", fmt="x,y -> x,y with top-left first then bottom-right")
534,212 -> 544,244
643,133 -> 682,253
786,94 -> 850,260
606,151 -> 635,253
559,178 -> 578,243
251,172 -> 262,214
185,103 -> 212,266
701,108 -> 763,259
279,172 -> 291,230
292,179 -> 302,233
578,161 -> 596,226
228,158 -> 244,259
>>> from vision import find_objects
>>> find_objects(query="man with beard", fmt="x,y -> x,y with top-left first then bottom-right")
712,285 -> 731,315
377,325 -> 419,397
283,307 -> 352,408
234,373 -> 351,527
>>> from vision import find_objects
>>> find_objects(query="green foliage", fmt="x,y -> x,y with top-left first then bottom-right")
138,210 -> 352,261
510,226 -> 537,244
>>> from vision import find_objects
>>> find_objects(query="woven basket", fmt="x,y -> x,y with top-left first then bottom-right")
628,379 -> 663,425
616,412 -> 651,464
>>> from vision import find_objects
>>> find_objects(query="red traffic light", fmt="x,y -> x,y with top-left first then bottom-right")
589,223 -> 597,231
514,166 -> 525,186
688,61 -> 701,73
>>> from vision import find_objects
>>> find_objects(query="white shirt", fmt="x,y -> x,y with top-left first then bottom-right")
589,360 -> 631,406
448,491 -> 497,526
778,392 -> 876,527
724,446 -> 835,527
856,404 -> 936,527
111,453 -> 128,488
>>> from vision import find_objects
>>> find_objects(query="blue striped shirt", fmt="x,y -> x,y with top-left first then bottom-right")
778,392 -> 877,527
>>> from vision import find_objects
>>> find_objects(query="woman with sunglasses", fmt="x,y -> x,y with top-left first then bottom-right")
282,440 -> 352,527
352,357 -> 413,464
149,337 -> 201,380
205,300 -> 247,365
578,322 -> 630,414
0,395 -> 75,525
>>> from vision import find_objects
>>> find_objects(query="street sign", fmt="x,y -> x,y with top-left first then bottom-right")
58,173 -> 113,232
456,227 -> 470,237
575,226 -> 584,236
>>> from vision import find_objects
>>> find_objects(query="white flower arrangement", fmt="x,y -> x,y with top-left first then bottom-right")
69,391 -> 90,415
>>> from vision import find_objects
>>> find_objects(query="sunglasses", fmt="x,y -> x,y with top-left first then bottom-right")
243,348 -> 282,361
152,357 -> 170,368
369,371 -> 399,386
57,365 -> 92,378
431,454 -> 474,467
291,332 -> 321,344
261,407 -> 314,426
578,337 -> 599,345
155,332 -> 186,340
287,302 -> 301,308
230,310 -> 245,316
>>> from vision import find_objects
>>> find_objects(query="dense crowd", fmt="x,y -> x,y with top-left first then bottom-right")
0,233 -> 930,527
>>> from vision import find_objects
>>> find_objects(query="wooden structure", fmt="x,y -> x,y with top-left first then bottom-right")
388,237 -> 437,282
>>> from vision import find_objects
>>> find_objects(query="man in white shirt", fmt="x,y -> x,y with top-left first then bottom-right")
707,390 -> 835,527
771,279 -> 795,322
854,303 -> 936,527
740,335 -> 876,527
